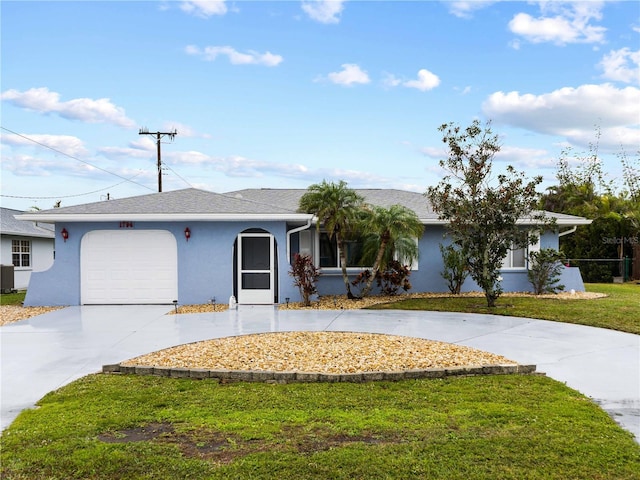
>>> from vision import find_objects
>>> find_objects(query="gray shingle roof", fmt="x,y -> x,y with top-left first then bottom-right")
228,188 -> 438,220
1,208 -> 54,238
15,187 -> 591,226
16,188 -> 304,219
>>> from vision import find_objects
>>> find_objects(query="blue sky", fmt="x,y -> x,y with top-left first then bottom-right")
1,1 -> 639,211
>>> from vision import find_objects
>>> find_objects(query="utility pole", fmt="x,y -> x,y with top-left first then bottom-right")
138,128 -> 177,192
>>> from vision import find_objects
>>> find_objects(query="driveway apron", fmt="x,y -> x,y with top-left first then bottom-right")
1,305 -> 638,442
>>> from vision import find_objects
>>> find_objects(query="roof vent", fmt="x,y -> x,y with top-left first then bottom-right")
234,194 -> 243,199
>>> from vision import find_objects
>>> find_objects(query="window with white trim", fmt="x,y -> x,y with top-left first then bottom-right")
393,237 -> 420,271
501,234 -> 540,269
502,245 -> 526,269
318,232 -> 364,268
12,240 -> 31,267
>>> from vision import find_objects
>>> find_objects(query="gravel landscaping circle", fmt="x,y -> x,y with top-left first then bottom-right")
121,331 -> 518,375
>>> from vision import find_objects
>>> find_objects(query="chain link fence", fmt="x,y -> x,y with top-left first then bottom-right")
565,258 -> 634,283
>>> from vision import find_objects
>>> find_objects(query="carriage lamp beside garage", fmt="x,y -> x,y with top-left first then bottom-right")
61,228 -> 69,242
184,227 -> 191,241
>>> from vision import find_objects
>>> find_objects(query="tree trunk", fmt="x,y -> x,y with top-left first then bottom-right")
485,290 -> 498,308
361,237 -> 388,298
337,235 -> 354,299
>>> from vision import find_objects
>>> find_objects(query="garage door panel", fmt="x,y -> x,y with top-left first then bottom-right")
81,230 -> 178,304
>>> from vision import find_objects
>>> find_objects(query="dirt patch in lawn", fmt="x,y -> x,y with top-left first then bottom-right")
98,422 -> 403,464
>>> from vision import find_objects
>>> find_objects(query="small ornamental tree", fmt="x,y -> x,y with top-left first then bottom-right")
298,180 -> 364,299
426,120 -> 552,307
528,248 -> 566,295
439,243 -> 469,294
289,254 -> 320,306
357,204 -> 423,298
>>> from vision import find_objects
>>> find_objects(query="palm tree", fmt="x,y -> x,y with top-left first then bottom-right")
358,204 -> 424,297
298,180 -> 364,299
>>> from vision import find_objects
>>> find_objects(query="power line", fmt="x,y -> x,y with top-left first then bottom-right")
0,172 -> 145,200
162,163 -> 193,189
0,126 -> 155,192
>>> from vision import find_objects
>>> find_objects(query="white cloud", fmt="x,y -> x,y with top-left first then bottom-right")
421,142 -> 554,171
403,69 -> 441,91
482,83 -> 640,150
383,69 -> 440,91
1,132 -> 89,158
327,64 -> 370,86
160,121 -> 211,139
185,45 -> 283,66
420,146 -> 447,159
1,153 -> 106,178
508,1 -> 606,45
494,145 -> 556,170
301,0 -> 345,24
382,73 -> 402,88
180,0 -> 227,18
98,138 -> 156,160
446,1 -> 499,19
0,88 -> 136,128
599,48 -> 640,85
163,149 -> 399,188
2,154 -> 66,177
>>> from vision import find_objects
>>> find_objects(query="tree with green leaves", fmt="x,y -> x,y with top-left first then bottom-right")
540,135 -> 639,281
298,180 -> 364,299
426,120 -> 550,307
357,204 -> 423,297
439,243 -> 469,294
528,248 -> 565,295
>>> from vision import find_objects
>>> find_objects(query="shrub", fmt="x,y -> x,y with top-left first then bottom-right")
528,248 -> 566,295
352,260 -> 412,296
439,243 -> 469,294
289,254 -> 320,306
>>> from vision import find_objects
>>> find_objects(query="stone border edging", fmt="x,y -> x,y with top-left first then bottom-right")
103,363 -> 539,383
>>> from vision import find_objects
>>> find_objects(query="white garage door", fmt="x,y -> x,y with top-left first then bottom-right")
81,230 -> 178,304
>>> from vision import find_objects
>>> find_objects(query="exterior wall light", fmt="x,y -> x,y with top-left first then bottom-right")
61,228 -> 69,242
184,227 -> 191,241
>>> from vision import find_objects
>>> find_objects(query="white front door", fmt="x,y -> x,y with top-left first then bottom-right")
237,232 -> 274,304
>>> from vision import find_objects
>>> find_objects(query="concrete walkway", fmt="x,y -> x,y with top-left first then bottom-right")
1,305 -> 638,441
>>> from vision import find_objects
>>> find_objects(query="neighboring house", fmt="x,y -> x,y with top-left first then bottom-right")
16,188 -> 591,306
1,207 -> 55,290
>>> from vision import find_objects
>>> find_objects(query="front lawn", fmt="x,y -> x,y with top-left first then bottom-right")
0,290 -> 25,306
2,374 -> 639,479
367,283 -> 640,334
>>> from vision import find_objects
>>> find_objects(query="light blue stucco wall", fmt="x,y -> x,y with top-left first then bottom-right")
25,221 -> 301,307
303,227 -> 585,299
24,222 -> 585,306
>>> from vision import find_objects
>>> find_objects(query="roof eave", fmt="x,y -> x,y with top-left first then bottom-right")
0,230 -> 55,239
15,213 -> 314,223
516,218 -> 593,226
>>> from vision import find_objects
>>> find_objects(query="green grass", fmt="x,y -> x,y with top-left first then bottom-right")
2,374 -> 639,479
0,290 -> 25,305
2,284 -> 639,477
368,283 -> 640,334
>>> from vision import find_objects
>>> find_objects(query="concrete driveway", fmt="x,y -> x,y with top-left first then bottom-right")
2,305 -> 638,442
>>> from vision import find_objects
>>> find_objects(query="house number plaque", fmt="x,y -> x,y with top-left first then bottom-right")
119,221 -> 135,228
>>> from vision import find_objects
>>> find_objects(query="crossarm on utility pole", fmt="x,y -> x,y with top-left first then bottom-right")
138,128 -> 178,192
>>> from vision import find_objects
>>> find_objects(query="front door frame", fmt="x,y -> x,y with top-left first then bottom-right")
236,231 -> 275,304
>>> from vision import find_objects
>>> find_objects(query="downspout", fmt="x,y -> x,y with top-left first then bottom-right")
286,217 -> 313,264
558,226 -> 577,237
